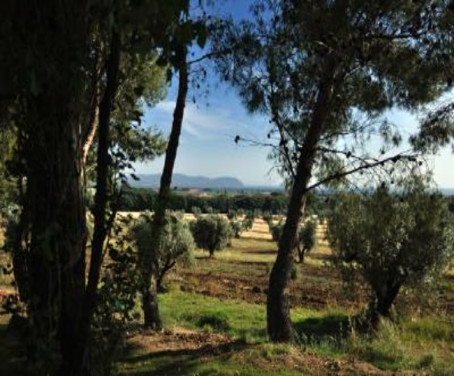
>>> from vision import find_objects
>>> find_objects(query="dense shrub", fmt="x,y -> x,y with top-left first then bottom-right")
132,212 -> 195,290
190,215 -> 232,257
296,220 -> 316,263
327,182 -> 454,326
270,219 -> 316,263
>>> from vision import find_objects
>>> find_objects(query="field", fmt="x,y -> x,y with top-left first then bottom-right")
1,218 -> 453,375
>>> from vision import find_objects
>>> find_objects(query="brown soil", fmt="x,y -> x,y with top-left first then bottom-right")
170,261 -> 364,310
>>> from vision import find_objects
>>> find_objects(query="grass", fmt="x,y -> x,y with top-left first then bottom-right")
1,219 -> 453,375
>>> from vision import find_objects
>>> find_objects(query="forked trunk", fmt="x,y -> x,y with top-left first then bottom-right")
60,30 -> 121,375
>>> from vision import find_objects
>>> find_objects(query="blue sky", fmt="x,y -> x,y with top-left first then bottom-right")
134,0 -> 454,188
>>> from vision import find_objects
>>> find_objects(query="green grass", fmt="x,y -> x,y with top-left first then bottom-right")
117,289 -> 454,375
159,289 -> 268,342
117,347 -> 306,376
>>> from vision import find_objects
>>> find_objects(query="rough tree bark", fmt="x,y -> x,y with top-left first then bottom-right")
17,2 -> 90,373
140,46 -> 188,329
60,30 -> 121,376
267,76 -> 334,343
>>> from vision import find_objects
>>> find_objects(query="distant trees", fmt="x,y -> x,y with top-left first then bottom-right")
132,213 -> 195,292
190,215 -> 232,257
118,186 -> 289,214
327,180 -> 454,326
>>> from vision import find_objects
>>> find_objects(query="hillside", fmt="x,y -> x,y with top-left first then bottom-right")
131,173 -> 245,189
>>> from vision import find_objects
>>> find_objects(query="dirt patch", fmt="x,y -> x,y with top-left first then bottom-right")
126,326 -> 232,354
171,266 -> 360,310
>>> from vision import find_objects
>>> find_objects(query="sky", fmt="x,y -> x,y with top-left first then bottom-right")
134,0 -> 454,188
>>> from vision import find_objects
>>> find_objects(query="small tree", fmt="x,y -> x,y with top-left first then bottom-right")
270,222 -> 284,243
190,215 -> 232,257
327,181 -> 454,327
270,220 -> 316,263
296,220 -> 316,263
191,206 -> 202,216
133,213 -> 195,291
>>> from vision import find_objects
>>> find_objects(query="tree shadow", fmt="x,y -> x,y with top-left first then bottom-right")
243,249 -> 276,255
0,317 -> 27,376
118,339 -> 252,376
294,314 -> 352,344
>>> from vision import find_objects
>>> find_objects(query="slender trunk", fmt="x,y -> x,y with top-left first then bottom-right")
59,30 -> 121,376
267,78 -> 333,343
141,46 -> 188,328
81,82 -> 101,176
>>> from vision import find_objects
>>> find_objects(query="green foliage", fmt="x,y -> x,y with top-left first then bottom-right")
270,219 -> 315,262
327,179 -> 454,321
270,222 -> 284,243
132,212 -> 195,289
262,212 -> 273,226
118,186 -> 289,214
196,311 -> 231,332
190,215 -> 232,256
91,216 -> 141,375
229,210 -> 254,239
296,220 -> 316,263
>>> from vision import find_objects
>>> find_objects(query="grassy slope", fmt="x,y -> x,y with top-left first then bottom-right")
117,225 -> 454,376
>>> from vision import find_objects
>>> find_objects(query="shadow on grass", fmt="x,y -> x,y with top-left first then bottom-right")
294,314 -> 352,344
118,339 -> 251,376
243,249 -> 276,256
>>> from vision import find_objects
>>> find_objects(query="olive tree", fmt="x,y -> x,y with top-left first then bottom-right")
296,220 -> 316,264
132,213 -> 195,292
229,210 -> 254,238
190,215 -> 232,257
327,180 -> 454,326
270,220 -> 316,263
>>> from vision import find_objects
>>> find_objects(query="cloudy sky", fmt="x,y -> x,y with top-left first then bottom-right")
134,1 -> 454,188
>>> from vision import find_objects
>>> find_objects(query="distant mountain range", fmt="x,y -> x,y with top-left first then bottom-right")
131,173 -> 245,189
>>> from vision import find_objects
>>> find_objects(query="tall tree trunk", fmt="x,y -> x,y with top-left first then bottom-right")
267,78 -> 333,343
19,2 -> 90,373
140,46 -> 188,329
60,30 -> 121,376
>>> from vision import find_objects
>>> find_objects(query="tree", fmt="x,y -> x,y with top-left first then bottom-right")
132,212 -> 195,292
0,0 -> 191,373
270,222 -> 284,243
190,215 -> 232,257
295,220 -> 316,264
270,219 -> 315,263
138,10 -> 210,329
214,0 -> 454,342
229,210 -> 254,238
327,179 -> 454,327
